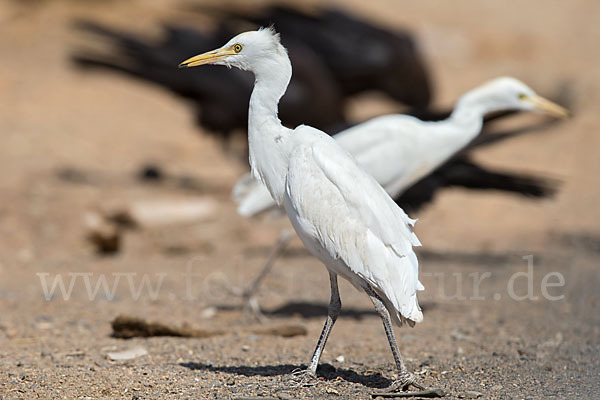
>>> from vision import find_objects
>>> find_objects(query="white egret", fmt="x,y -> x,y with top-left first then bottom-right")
234,76 -> 569,217
180,28 -> 433,394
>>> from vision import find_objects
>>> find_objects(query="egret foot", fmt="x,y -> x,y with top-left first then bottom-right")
388,371 -> 424,392
371,373 -> 447,398
242,294 -> 269,323
285,369 -> 319,388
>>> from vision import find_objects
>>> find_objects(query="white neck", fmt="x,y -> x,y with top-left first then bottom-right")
247,53 -> 293,205
451,84 -> 511,123
402,85 -> 512,188
427,83 -> 516,154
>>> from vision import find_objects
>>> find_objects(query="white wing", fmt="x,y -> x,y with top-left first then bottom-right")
285,127 -> 423,325
334,115 -> 434,195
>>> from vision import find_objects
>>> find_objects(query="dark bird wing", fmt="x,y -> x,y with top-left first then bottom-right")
214,5 -> 433,109
71,20 -> 345,140
397,157 -> 558,213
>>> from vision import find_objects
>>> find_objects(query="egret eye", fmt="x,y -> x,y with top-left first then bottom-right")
518,93 -> 527,100
233,44 -> 243,53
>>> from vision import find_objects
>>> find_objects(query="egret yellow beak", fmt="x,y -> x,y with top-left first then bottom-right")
178,46 -> 237,68
523,95 -> 570,119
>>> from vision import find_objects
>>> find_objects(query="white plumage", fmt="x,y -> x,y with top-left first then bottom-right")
234,77 -> 569,217
283,126 -> 423,324
179,27 -> 429,390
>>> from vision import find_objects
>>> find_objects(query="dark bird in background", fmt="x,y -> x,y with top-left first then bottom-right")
71,5 -> 434,138
70,5 -> 568,212
214,5 -> 433,109
72,20 -> 345,142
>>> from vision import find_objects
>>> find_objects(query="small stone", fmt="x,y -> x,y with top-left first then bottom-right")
451,329 -> 475,342
137,164 -> 164,182
84,212 -> 121,254
491,384 -> 503,391
200,307 -> 217,319
107,347 -> 148,361
458,391 -> 483,399
36,321 -> 53,330
335,355 -> 345,363
241,345 -> 250,352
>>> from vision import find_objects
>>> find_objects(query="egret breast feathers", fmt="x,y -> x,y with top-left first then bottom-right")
285,128 -> 423,324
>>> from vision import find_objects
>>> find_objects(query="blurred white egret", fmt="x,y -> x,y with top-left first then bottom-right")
234,77 -> 569,217
180,27 -> 432,393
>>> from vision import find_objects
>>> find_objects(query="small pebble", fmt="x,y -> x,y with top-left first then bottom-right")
107,347 -> 148,361
326,387 -> 340,395
200,307 -> 217,319
137,164 -> 164,182
458,390 -> 483,399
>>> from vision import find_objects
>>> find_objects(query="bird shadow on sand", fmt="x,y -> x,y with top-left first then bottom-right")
216,301 -> 435,320
265,301 -> 378,320
179,362 -> 392,389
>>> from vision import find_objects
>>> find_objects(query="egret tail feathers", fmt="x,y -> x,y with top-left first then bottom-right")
232,174 -> 278,216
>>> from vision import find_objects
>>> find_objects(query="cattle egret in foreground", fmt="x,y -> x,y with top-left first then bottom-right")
180,27 -> 435,394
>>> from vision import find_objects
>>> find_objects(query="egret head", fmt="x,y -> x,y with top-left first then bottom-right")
478,77 -> 570,118
179,27 -> 287,72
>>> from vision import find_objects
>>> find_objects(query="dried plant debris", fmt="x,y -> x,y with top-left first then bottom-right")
111,315 -> 307,339
112,315 -> 221,339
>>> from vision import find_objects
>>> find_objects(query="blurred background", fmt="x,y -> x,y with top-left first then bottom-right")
0,0 -> 598,398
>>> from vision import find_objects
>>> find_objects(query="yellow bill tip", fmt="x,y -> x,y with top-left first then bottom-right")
528,95 -> 571,119
178,47 -> 236,69
178,54 -> 206,68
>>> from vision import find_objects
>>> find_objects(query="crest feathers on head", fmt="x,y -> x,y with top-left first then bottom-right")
258,25 -> 280,42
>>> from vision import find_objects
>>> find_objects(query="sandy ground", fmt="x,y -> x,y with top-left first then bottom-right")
0,0 -> 599,399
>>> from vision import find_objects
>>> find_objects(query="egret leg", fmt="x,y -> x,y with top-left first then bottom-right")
288,271 -> 341,386
363,284 -> 426,393
308,271 -> 341,373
